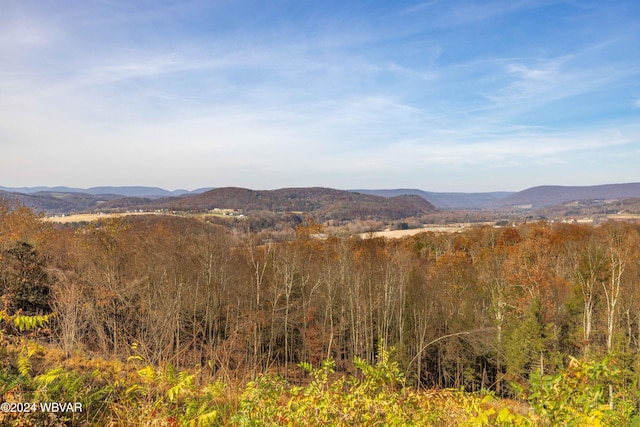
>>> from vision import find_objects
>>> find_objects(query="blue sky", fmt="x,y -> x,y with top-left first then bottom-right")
1,0 -> 639,191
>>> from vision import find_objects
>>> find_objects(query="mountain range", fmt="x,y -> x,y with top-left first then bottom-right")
352,189 -> 514,209
0,186 -> 213,198
495,183 -> 640,209
0,186 -> 436,221
355,183 -> 640,209
1,183 -> 640,215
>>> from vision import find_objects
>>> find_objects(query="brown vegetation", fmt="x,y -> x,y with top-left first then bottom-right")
3,196 -> 640,398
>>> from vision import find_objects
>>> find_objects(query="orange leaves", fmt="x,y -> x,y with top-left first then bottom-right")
294,217 -> 325,238
0,199 -> 48,252
497,227 -> 522,247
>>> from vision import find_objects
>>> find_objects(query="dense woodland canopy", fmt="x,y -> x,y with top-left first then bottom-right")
1,197 -> 640,400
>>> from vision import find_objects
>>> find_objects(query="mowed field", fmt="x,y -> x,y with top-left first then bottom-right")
360,223 -> 495,239
43,209 -> 241,224
43,212 -> 162,223
608,213 -> 640,220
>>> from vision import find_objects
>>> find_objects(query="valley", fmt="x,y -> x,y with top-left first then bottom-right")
2,183 -> 640,425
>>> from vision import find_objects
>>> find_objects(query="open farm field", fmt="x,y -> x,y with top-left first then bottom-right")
361,222 -> 497,239
44,209 -> 242,224
607,213 -> 640,220
43,211 -> 162,223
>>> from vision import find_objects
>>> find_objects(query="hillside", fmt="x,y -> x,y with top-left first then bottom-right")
0,186 -> 435,221
5,182 -> 640,218
0,185 -> 212,198
498,182 -> 640,209
149,187 -> 436,221
352,189 -> 513,209
0,190 -> 122,213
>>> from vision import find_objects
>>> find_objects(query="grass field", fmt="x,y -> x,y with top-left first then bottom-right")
360,223 -> 495,239
43,212 -> 162,223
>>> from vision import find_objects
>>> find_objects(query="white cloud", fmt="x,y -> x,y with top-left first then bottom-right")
2,0 -> 640,191
506,63 -> 556,80
348,126 -> 637,171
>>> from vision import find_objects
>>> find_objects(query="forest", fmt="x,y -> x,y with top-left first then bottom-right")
2,196 -> 640,425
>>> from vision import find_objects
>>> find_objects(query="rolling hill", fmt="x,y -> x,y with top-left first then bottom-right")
0,187 -> 436,222
147,187 -> 436,221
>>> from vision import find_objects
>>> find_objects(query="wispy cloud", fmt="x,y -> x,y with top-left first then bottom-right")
398,0 -> 540,28
506,63 -> 557,81
1,0 -> 639,190
376,127 -> 633,167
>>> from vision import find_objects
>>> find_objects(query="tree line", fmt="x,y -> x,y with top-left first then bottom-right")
1,198 -> 640,397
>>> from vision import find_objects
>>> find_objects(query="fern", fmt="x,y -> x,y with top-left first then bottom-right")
35,366 -> 66,386
15,342 -> 40,377
17,352 -> 32,377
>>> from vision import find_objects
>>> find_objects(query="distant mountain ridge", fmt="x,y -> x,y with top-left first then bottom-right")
0,186 -> 213,198
352,189 -> 513,209
352,183 -> 640,209
2,183 -> 640,214
496,183 -> 640,208
0,189 -> 123,213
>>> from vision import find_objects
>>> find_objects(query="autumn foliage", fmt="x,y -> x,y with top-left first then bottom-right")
2,197 -> 640,424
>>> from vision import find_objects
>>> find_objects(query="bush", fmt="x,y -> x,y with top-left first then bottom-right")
525,356 -> 640,426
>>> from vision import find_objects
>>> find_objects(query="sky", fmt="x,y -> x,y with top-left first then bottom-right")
1,0 -> 639,192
